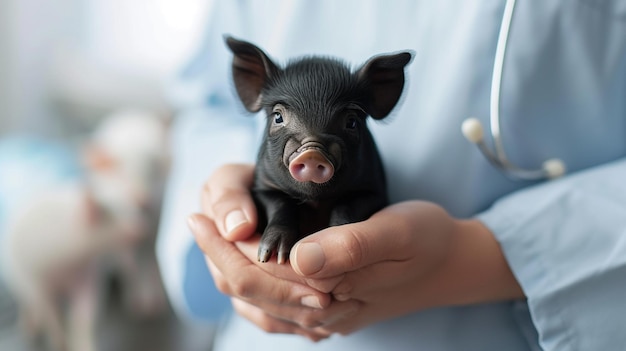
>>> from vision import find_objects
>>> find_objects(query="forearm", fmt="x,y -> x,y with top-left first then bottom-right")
414,218 -> 524,310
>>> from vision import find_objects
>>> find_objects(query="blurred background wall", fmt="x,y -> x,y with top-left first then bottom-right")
0,0 -> 209,137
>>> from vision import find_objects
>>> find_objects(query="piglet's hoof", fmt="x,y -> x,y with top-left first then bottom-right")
258,229 -> 297,264
258,245 -> 273,263
257,242 -> 290,264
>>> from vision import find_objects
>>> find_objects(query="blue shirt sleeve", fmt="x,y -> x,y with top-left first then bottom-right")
478,157 -> 626,350
182,242 -> 232,320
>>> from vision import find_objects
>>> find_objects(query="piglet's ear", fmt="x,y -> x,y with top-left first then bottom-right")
224,36 -> 279,112
357,52 -> 413,119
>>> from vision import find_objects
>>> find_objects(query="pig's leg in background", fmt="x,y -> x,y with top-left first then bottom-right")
117,244 -> 167,317
11,276 -> 44,341
67,267 -> 98,351
11,273 -> 66,350
329,192 -> 388,226
34,289 -> 66,351
253,191 -> 300,264
18,304 -> 41,341
15,290 -> 53,346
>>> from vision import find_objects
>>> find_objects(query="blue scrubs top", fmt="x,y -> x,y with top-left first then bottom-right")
157,1 -> 626,350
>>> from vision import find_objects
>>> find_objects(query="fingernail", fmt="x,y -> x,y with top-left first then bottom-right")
301,295 -> 323,309
225,210 -> 247,233
292,242 -> 325,276
333,293 -> 350,302
187,216 -> 199,232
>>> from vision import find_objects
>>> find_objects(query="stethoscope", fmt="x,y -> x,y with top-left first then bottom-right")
461,0 -> 566,181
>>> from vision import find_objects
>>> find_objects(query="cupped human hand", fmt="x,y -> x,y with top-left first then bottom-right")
191,163 -> 358,341
193,164 -> 522,338
189,213 -> 362,341
280,201 -> 524,335
226,201 -> 453,334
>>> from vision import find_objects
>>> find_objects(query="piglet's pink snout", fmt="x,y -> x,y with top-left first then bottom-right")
288,149 -> 334,184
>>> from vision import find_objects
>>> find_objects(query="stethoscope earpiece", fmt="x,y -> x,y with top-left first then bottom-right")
461,118 -> 484,144
462,0 -> 565,181
542,159 -> 566,179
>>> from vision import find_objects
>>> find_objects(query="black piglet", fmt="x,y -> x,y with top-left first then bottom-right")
224,36 -> 412,263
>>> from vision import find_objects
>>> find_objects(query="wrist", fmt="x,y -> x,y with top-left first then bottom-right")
415,218 -> 524,309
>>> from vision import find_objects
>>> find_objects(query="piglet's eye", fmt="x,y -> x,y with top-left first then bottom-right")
345,117 -> 358,129
273,112 -> 284,124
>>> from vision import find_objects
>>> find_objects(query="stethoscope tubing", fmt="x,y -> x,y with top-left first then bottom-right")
490,0 -> 516,165
462,0 -> 566,181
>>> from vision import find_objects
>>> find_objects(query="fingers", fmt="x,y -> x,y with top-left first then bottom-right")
188,213 -> 330,309
202,163 -> 257,241
233,236 -> 307,281
231,299 -> 332,342
330,260 -> 410,301
290,203 -> 418,279
231,296 -> 361,341
233,237 -> 346,293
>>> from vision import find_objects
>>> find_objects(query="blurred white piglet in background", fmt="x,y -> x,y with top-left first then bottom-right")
1,110 -> 170,351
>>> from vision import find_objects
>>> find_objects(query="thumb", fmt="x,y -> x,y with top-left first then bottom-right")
290,205 -> 414,279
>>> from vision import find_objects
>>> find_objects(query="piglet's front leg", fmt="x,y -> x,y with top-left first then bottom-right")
329,192 -> 388,227
253,190 -> 301,264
